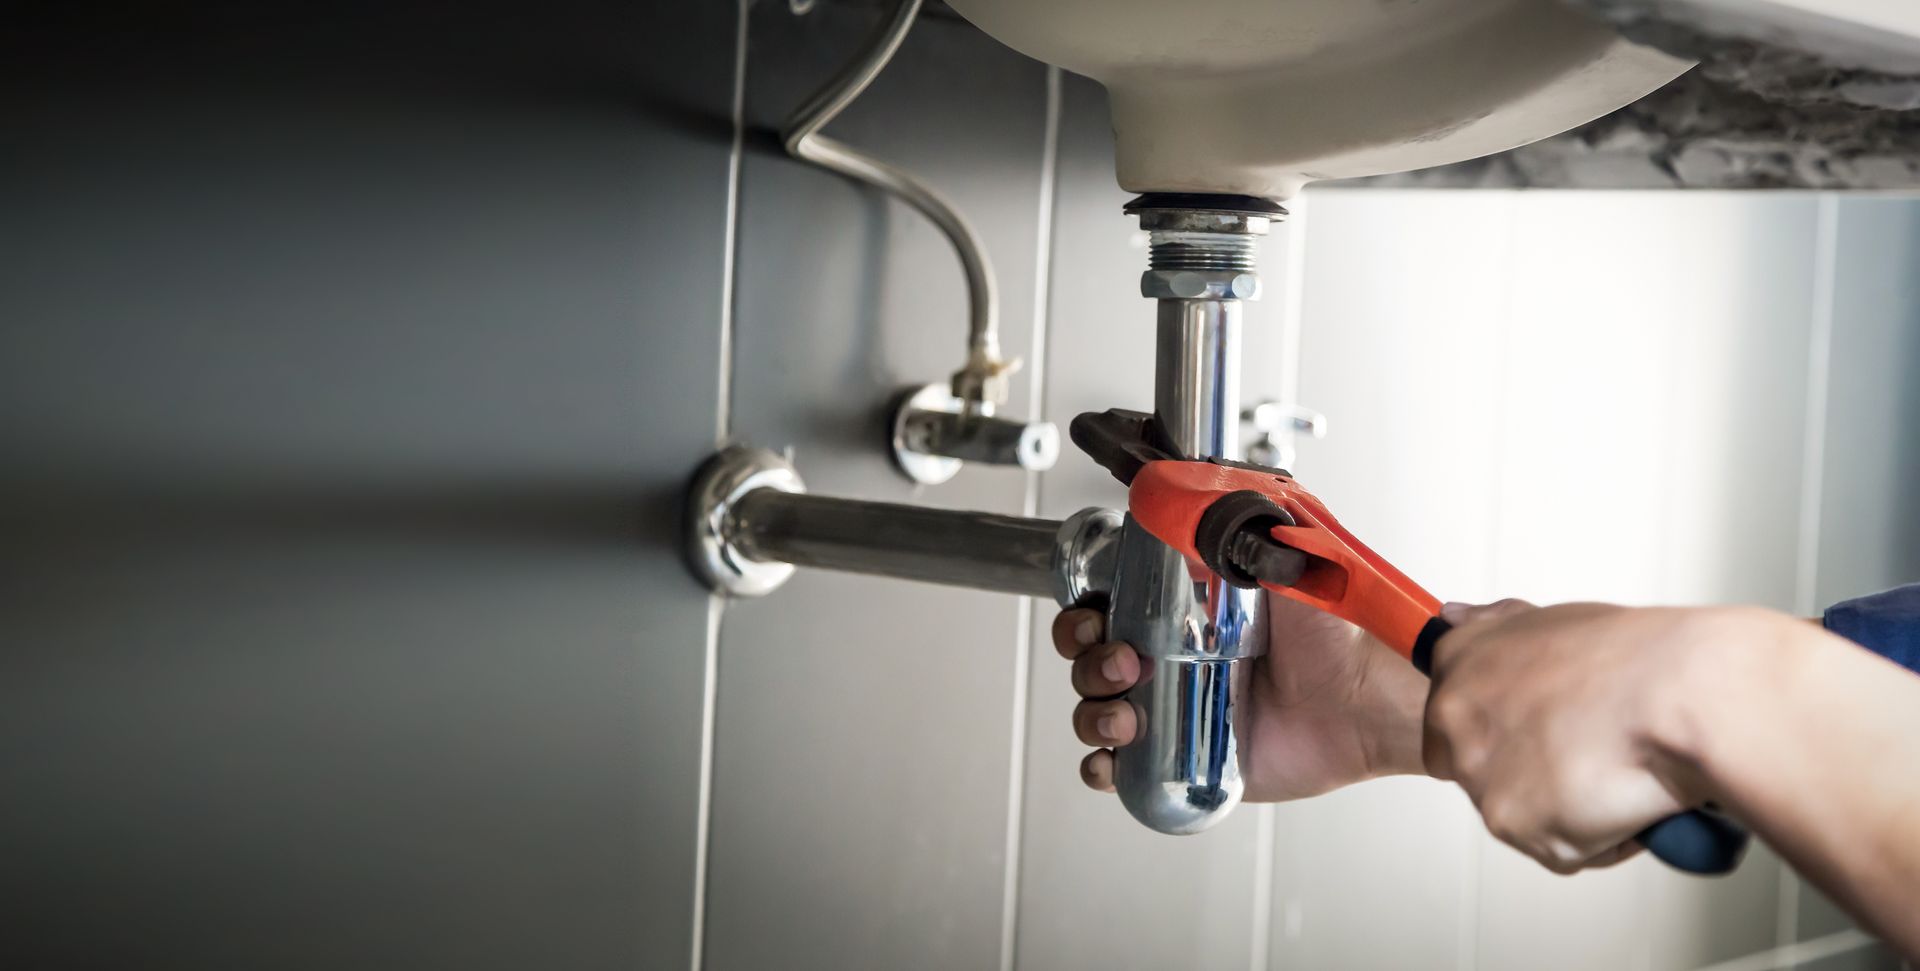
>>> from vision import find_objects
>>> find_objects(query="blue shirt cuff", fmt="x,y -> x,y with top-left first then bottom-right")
1824,583 -> 1920,676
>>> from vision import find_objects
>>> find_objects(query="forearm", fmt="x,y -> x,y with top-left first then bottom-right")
1682,610 -> 1920,958
1359,635 -> 1434,780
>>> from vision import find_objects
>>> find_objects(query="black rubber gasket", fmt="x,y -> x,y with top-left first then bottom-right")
1122,193 -> 1287,217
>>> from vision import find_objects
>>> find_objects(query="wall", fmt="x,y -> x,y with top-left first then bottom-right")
4,2 -> 1917,970
1281,189 -> 1919,971
2,3 -> 736,969
702,4 -> 1049,969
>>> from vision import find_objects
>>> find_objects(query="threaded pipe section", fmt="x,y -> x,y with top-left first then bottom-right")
1148,231 -> 1258,272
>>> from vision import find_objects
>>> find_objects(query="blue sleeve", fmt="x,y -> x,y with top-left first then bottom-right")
1823,583 -> 1920,675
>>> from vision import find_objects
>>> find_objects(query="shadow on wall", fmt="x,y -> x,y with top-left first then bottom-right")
0,2 -> 743,969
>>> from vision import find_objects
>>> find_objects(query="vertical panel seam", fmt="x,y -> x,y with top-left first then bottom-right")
1249,804 -> 1276,970
1020,76 -> 1062,521
712,0 -> 750,449
1778,194 -> 1841,954
1794,195 -> 1840,619
691,3 -> 752,970
999,63 -> 1061,971
1274,195 -> 1309,408
690,597 -> 726,971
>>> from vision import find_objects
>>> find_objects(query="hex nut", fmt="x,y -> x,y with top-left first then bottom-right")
1140,269 -> 1263,301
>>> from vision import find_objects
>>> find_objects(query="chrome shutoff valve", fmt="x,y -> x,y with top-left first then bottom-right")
891,382 -> 1059,485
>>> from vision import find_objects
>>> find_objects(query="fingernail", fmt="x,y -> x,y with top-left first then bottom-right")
1096,713 -> 1117,740
1101,651 -> 1125,683
1074,616 -> 1102,647
1440,602 -> 1474,624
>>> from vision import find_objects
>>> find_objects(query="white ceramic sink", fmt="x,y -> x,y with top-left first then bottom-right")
945,0 -> 1692,199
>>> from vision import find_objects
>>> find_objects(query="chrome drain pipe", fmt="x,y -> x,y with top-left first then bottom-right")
1105,195 -> 1278,835
735,489 -> 1061,599
688,446 -> 1122,607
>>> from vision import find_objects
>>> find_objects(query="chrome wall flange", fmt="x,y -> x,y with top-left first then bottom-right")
891,383 -> 966,485
686,446 -> 806,598
1051,507 -> 1124,608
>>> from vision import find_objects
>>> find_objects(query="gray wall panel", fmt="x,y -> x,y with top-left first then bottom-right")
704,6 -> 1049,969
0,3 -> 739,969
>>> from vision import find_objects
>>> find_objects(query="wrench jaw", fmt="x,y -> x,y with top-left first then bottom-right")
1127,458 -> 1443,660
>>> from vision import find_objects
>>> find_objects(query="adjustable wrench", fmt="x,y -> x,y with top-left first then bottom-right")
1072,409 -> 1749,876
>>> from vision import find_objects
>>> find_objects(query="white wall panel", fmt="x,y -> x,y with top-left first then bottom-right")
1495,195 -> 1817,971
1279,193 -> 1518,970
1285,191 -> 1831,971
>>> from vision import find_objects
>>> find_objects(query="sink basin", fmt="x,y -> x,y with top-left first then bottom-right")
946,0 -> 1692,199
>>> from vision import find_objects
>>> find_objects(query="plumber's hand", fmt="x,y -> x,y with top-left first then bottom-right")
1423,600 -> 1739,873
1054,594 -> 1430,802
